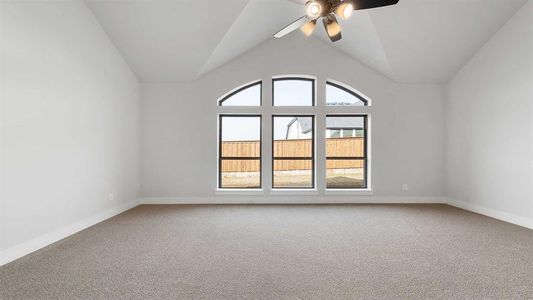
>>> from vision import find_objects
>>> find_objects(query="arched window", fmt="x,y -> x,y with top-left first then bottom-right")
217,76 -> 370,191
326,81 -> 368,106
218,80 -> 261,106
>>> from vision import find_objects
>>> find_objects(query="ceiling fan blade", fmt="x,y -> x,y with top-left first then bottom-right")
351,0 -> 399,10
323,15 -> 342,42
274,16 -> 309,38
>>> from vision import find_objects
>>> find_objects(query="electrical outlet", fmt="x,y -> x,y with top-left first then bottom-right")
402,184 -> 409,191
108,193 -> 115,201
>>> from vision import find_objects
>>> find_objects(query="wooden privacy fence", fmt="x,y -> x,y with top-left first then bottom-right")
221,138 -> 364,172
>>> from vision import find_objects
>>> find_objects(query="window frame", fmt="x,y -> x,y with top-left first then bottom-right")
272,77 -> 316,107
271,114 -> 315,189
218,114 -> 262,189
216,76 -> 372,194
326,81 -> 368,106
325,114 -> 368,190
218,80 -> 262,106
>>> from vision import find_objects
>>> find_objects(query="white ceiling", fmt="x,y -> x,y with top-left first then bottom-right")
86,0 -> 527,83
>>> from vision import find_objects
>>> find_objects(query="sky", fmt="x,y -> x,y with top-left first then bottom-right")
221,117 -> 260,141
273,80 -> 313,106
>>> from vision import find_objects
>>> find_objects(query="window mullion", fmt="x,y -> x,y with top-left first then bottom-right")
315,75 -> 327,192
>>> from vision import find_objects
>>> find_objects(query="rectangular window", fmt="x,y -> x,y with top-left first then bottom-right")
326,115 -> 367,189
272,115 -> 314,188
219,115 -> 261,189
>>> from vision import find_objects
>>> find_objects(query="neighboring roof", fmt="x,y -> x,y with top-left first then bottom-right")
86,0 -> 527,83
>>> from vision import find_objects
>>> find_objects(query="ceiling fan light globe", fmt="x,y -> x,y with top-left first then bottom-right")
326,18 -> 341,37
306,2 -> 321,18
336,2 -> 354,19
300,20 -> 317,36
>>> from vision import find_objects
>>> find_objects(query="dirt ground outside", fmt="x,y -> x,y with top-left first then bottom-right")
221,169 -> 364,188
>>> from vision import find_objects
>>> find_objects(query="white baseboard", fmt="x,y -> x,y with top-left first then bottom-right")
446,198 -> 533,229
0,199 -> 139,266
139,196 -> 446,205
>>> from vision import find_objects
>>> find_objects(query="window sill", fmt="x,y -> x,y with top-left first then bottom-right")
214,189 -> 371,196
325,188 -> 373,195
270,189 -> 319,195
215,189 -> 264,195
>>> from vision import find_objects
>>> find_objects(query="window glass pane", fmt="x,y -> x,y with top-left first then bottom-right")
273,116 -> 313,157
219,82 -> 261,106
326,115 -> 367,189
273,79 -> 314,106
272,115 -> 314,189
326,159 -> 365,188
219,115 -> 261,189
326,82 -> 366,106
221,159 -> 260,188
326,116 -> 365,157
273,159 -> 313,188
221,116 -> 261,143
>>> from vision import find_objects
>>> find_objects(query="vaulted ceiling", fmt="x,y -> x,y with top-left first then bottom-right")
86,0 -> 527,83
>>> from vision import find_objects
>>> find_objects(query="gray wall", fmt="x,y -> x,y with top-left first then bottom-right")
141,34 -> 445,200
1,1 -> 140,251
445,1 -> 533,220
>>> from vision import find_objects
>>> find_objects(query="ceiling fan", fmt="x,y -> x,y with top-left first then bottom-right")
274,0 -> 399,42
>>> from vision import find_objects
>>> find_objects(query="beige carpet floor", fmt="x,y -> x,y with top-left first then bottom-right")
1,204 -> 532,299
